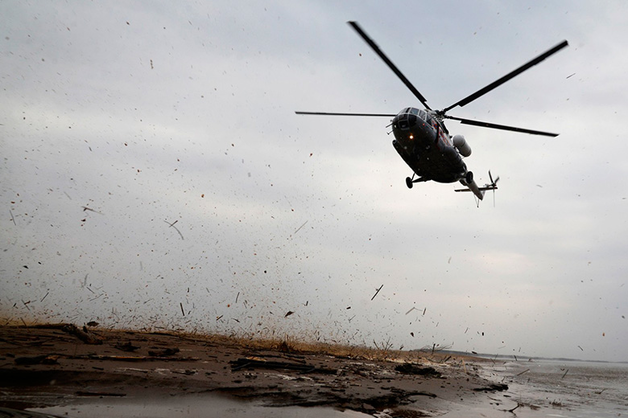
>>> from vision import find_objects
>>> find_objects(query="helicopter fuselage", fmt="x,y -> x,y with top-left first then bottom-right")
391,107 -> 467,183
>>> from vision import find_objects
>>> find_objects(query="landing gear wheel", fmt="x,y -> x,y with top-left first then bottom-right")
465,171 -> 474,184
405,177 -> 413,189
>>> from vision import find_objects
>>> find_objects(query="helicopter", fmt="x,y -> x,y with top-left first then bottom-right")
296,21 -> 568,201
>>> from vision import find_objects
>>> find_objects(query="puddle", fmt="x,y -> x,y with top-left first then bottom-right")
28,393 -> 369,418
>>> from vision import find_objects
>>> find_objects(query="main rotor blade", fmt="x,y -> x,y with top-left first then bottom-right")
295,111 -> 395,117
441,40 -> 569,113
347,21 -> 432,110
444,115 -> 559,137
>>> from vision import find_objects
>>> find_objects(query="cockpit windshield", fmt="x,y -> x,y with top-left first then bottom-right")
409,107 -> 427,121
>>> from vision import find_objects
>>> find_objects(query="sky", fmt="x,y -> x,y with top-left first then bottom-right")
1,1 -> 627,362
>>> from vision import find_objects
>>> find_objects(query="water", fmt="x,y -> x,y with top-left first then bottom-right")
488,359 -> 628,417
29,393 -> 369,418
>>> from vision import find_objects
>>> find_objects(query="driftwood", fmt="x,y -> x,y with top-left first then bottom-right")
230,357 -> 336,374
61,324 -> 103,345
394,363 -> 442,377
472,383 -> 509,392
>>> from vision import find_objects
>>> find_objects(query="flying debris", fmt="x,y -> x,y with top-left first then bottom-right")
371,284 -> 384,301
165,219 -> 184,240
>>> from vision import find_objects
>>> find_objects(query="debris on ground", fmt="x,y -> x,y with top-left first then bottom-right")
394,363 -> 442,377
230,357 -> 336,374
61,323 -> 103,344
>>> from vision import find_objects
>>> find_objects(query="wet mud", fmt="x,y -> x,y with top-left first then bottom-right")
0,324 -> 518,416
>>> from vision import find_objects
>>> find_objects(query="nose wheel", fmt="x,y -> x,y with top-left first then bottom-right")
406,174 -> 428,189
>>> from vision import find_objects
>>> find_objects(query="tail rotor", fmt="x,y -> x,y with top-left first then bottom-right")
454,170 -> 500,206
488,171 -> 500,206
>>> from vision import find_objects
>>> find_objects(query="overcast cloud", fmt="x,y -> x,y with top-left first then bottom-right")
2,1 -> 627,362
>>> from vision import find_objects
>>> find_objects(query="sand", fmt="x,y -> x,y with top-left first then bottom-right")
0,324 -> 523,417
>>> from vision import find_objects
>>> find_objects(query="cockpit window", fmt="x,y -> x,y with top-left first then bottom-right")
409,108 -> 426,120
399,107 -> 426,121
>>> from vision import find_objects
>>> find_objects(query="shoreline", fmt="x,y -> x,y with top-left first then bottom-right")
0,323 -> 516,416
7,323 -> 624,416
